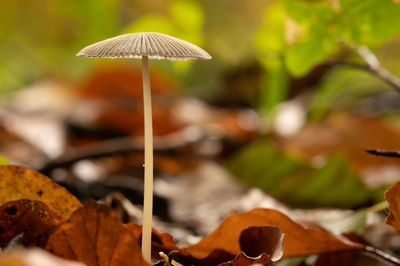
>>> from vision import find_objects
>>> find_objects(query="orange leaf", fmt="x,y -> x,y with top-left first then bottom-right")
126,224 -> 282,265
125,223 -> 180,258
78,64 -> 181,136
0,165 -> 82,219
280,112 -> 400,173
217,226 -> 283,266
46,200 -> 150,266
385,181 -> 400,230
185,208 -> 362,259
0,199 -> 64,248
239,226 -> 283,260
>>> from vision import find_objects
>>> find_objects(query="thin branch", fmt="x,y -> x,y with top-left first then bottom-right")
365,149 -> 400,159
38,130 -> 203,174
356,46 -> 400,93
324,46 -> 400,93
362,246 -> 400,265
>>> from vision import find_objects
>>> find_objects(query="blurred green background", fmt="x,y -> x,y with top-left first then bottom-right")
2,0 -> 400,114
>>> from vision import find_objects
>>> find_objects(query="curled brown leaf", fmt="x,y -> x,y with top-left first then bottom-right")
0,199 -> 64,248
125,223 -> 180,259
239,226 -> 283,261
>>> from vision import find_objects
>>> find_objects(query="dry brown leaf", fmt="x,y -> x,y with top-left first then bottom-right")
46,200 -> 150,266
125,224 -> 282,265
239,226 -> 283,260
79,64 -> 173,100
217,226 -> 284,266
185,208 -> 362,259
125,223 -> 180,259
385,181 -> 400,230
280,112 -> 400,173
0,199 -> 63,248
0,165 -> 82,219
78,64 -> 181,137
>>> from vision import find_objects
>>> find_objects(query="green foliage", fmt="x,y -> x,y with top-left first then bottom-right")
254,2 -> 289,114
226,140 -> 371,208
0,0 -> 119,94
284,0 -> 400,76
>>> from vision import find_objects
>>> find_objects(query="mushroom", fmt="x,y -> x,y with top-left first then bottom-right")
77,32 -> 211,262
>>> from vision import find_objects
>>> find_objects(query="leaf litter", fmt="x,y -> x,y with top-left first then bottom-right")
0,157 -> 398,265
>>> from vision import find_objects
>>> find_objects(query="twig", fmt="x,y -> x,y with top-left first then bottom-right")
367,200 -> 389,213
356,46 -> 400,93
324,46 -> 400,93
38,130 -> 203,175
365,149 -> 400,159
362,246 -> 400,265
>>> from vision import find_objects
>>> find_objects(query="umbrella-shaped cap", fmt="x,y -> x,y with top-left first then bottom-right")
77,32 -> 211,61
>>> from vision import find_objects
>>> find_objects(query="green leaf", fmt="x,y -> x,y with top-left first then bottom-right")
254,3 -> 290,113
284,0 -> 339,76
226,140 -> 371,208
284,0 -> 400,76
339,0 -> 400,46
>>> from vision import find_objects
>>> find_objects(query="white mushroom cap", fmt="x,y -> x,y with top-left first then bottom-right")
77,32 -> 211,61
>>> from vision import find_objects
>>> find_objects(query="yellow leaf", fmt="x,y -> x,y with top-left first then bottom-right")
0,165 -> 82,219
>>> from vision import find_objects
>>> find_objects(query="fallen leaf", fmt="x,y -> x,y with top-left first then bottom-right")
185,208 -> 362,259
0,199 -> 63,248
384,181 -> 400,230
125,223 -> 180,258
126,224 -> 282,266
281,112 -> 400,174
79,64 -> 173,101
78,64 -> 181,136
218,226 -> 284,266
0,165 -> 82,219
239,226 -> 283,260
46,200 -> 150,266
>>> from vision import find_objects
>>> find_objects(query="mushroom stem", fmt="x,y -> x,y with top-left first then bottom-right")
141,55 -> 153,263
